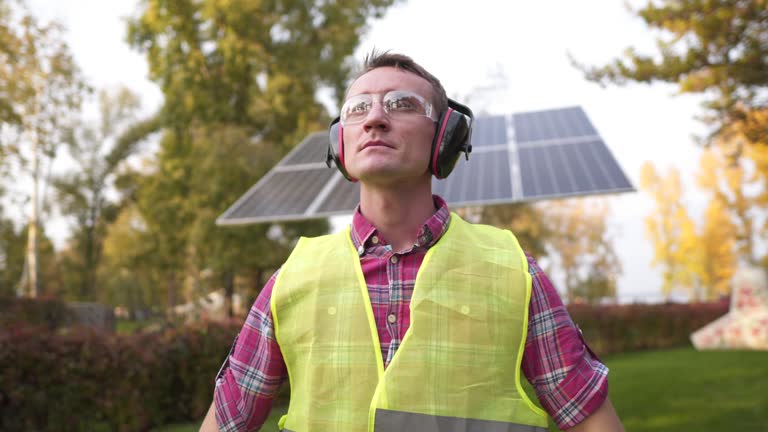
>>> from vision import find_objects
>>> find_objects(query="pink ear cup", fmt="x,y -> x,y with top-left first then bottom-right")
431,108 -> 455,178
338,125 -> 358,182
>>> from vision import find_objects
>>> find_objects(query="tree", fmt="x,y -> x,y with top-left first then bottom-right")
52,87 -> 143,300
697,142 -> 764,264
574,0 -> 768,147
478,203 -> 549,258
182,124 -> 330,316
477,199 -> 620,304
126,0 -> 397,145
0,0 -> 23,127
539,198 -> 621,303
576,0 -> 768,272
639,162 -> 699,297
122,0 -> 398,311
98,203 -> 164,312
697,197 -> 738,300
0,221 -> 60,297
0,1 -> 87,297
0,217 -> 24,297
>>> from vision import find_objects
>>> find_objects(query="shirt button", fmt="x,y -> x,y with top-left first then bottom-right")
371,236 -> 379,244
387,313 -> 397,324
390,256 -> 398,264
357,245 -> 364,256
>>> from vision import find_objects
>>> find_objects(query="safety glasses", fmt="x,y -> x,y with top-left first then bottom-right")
340,90 -> 437,126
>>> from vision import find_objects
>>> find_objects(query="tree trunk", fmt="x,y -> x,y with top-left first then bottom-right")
25,137 -> 40,298
84,223 -> 96,299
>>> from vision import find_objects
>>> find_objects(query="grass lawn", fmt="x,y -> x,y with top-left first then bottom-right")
155,347 -> 768,432
605,347 -> 768,432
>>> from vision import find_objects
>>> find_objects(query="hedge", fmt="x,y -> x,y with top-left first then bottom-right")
0,320 -> 240,432
0,296 -> 75,331
568,301 -> 729,356
0,299 -> 730,431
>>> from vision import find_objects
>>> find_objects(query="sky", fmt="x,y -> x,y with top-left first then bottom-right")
24,0 -> 715,302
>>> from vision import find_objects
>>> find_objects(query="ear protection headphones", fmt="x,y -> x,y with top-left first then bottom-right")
326,98 -> 474,181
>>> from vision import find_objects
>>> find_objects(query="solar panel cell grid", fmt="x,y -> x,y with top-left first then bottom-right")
280,132 -> 328,166
316,180 -> 359,213
521,147 -> 559,197
549,144 -> 580,194
434,150 -> 511,204
561,144 -> 597,191
228,168 -> 334,219
514,107 -> 597,143
470,115 -> 507,147
584,140 -> 632,190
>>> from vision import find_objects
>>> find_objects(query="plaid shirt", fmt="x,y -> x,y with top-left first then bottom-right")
214,196 -> 608,431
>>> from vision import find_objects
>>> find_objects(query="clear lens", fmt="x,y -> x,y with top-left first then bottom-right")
340,90 -> 434,126
340,94 -> 373,125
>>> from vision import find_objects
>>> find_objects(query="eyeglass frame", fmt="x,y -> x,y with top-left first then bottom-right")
339,89 -> 439,127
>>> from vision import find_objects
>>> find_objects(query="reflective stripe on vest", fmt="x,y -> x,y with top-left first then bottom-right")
272,213 -> 548,432
375,409 -> 547,432
284,410 -> 547,432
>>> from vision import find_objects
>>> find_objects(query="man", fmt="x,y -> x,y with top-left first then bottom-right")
201,51 -> 624,432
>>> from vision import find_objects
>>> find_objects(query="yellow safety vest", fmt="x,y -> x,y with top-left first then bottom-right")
271,213 -> 548,432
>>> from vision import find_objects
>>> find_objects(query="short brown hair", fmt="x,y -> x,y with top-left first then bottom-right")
349,50 -> 449,114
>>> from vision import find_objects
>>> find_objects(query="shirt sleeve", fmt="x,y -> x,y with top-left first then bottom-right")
214,270 -> 288,432
521,254 -> 609,430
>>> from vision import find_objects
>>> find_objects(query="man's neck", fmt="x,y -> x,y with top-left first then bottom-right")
358,180 -> 435,253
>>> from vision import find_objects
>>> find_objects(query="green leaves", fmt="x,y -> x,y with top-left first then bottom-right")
51,87 -> 144,300
574,0 -> 768,144
111,0 -> 396,310
0,0 -> 88,298
575,1 -> 768,297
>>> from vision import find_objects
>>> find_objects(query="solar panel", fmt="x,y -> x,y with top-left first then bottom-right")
470,115 -> 507,147
514,106 -> 597,143
217,106 -> 634,225
434,149 -> 512,205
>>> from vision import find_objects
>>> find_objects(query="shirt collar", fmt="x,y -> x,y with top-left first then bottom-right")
350,195 -> 451,251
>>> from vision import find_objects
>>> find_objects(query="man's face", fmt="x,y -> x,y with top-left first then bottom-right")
342,67 -> 437,186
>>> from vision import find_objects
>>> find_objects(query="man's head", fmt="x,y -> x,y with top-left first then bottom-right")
327,51 -> 472,184
348,51 -> 449,115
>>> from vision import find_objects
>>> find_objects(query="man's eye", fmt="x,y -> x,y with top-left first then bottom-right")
349,102 -> 370,114
386,97 -> 418,112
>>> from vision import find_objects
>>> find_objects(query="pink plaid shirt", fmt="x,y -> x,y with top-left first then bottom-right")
214,196 -> 608,430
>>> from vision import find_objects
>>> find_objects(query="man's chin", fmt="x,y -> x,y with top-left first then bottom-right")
354,168 -> 431,186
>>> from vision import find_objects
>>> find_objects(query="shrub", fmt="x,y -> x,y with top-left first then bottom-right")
0,296 -> 74,331
0,300 -> 730,430
568,301 -> 729,356
0,320 -> 240,432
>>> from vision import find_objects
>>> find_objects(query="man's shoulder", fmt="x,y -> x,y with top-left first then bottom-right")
297,230 -> 348,244
452,214 -> 510,237
285,230 -> 351,258
450,215 -> 530,255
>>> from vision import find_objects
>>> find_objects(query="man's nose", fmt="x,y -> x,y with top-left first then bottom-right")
363,102 -> 390,131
